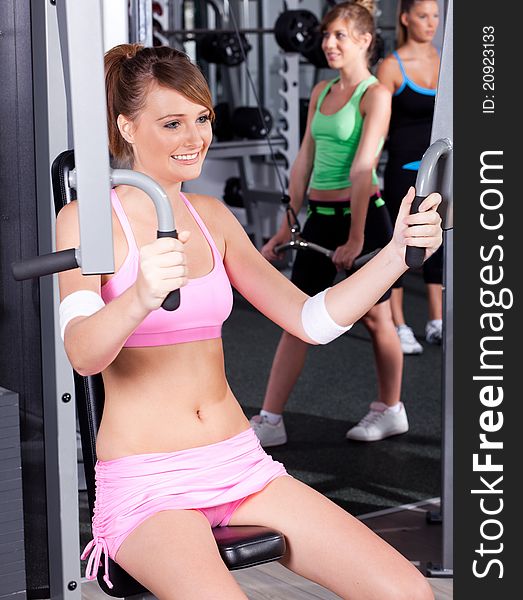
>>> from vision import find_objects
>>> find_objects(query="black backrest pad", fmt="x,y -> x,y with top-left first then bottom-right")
52,150 -> 102,515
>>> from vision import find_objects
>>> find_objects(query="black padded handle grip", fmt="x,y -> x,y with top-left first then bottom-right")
405,195 -> 426,269
11,248 -> 79,281
157,230 -> 181,311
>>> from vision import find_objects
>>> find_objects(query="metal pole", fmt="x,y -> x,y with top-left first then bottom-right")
166,26 -> 276,35
426,0 -> 453,577
57,0 -> 114,275
129,0 -> 153,46
436,0 -> 454,575
32,2 -> 82,597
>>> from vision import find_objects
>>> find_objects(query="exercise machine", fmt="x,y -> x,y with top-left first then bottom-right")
7,1 -> 285,597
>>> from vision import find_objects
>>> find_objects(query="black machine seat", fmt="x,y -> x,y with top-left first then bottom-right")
52,150 -> 286,597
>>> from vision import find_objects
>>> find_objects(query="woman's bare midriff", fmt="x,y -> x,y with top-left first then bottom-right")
309,184 -> 380,201
96,338 -> 251,461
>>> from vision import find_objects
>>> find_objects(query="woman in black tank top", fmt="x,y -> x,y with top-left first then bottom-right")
377,0 -> 443,354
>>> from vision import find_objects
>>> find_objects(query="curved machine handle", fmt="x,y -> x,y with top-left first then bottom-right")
406,138 -> 453,269
110,169 -> 180,311
12,169 -> 181,311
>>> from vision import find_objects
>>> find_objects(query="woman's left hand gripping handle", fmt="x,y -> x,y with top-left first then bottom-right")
136,231 -> 190,312
395,187 -> 443,267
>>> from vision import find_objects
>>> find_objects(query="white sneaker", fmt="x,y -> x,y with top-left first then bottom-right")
250,414 -> 287,447
346,402 -> 409,442
425,320 -> 442,345
396,325 -> 423,355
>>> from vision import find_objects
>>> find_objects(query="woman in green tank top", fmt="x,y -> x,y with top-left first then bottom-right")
251,0 -> 409,447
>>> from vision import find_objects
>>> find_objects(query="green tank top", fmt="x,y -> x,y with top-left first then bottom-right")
310,75 -> 380,190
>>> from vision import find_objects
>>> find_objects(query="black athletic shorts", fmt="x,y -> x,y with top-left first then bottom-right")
290,194 -> 393,304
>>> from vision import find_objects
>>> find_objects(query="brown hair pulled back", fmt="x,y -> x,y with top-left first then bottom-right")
320,0 -> 376,59
105,44 -> 214,165
396,0 -> 436,47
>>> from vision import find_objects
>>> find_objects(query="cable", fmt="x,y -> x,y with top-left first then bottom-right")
227,6 -> 296,217
226,4 -> 334,258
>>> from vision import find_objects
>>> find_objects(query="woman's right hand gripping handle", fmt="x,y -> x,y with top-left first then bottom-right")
135,231 -> 190,312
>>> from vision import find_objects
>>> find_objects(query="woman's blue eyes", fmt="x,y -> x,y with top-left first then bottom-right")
164,115 -> 210,129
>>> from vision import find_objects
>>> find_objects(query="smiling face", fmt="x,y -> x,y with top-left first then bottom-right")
402,0 -> 439,43
321,18 -> 371,69
117,83 -> 213,186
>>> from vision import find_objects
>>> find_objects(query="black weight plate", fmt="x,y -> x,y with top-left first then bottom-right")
274,9 -> 319,54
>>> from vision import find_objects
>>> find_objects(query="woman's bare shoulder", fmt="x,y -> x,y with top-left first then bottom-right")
376,54 -> 402,91
377,53 -> 400,71
182,193 -> 240,233
312,79 -> 331,94
366,80 -> 392,103
308,78 -> 330,101
56,200 -> 80,245
56,198 -> 79,223
183,192 -> 230,216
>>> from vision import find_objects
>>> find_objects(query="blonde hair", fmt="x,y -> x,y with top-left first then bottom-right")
104,44 -> 214,165
320,0 -> 376,60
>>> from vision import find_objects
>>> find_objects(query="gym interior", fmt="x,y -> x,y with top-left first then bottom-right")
0,1 -> 452,598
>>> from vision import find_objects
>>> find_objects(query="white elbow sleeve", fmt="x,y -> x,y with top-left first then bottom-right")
301,288 -> 353,345
59,290 -> 106,341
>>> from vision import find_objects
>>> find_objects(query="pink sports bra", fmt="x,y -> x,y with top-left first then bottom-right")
101,189 -> 233,347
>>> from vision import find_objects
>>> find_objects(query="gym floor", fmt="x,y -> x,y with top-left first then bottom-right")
225,267 -> 443,518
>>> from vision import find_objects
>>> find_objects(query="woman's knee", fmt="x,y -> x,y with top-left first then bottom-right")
361,304 -> 394,334
361,313 -> 379,334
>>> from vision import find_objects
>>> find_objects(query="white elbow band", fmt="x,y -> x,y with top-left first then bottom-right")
301,288 -> 353,345
59,290 -> 105,341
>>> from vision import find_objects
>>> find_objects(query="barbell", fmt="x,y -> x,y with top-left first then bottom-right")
171,9 -> 321,66
196,31 -> 252,67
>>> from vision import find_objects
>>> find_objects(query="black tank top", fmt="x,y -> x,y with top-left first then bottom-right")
387,51 -> 436,168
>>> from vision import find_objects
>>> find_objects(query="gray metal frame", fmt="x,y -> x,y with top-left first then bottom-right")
57,0 -> 114,275
129,0 -> 153,46
275,0 -> 300,189
31,2 -> 82,597
427,0 -> 453,577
